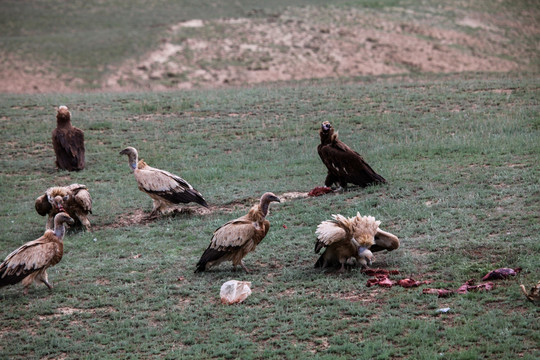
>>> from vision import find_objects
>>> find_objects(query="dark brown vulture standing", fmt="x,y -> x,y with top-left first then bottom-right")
195,192 -> 280,273
318,121 -> 386,190
0,212 -> 74,294
314,213 -> 399,272
35,184 -> 92,230
52,105 -> 85,171
120,146 -> 208,217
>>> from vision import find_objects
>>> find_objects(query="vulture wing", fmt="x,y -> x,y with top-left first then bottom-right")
314,215 -> 351,253
68,184 -> 92,213
318,140 -> 386,187
195,216 -> 266,272
371,228 -> 400,252
135,166 -> 208,207
35,194 -> 52,216
52,128 -> 85,171
0,237 -> 59,287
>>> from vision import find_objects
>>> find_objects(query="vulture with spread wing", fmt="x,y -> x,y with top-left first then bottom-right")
0,212 -> 74,294
318,121 -> 386,190
120,146 -> 208,217
35,184 -> 92,230
52,105 -> 85,171
195,192 -> 280,273
315,213 -> 399,272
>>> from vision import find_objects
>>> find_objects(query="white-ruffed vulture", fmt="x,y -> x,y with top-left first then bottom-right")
0,212 -> 74,294
195,192 -> 280,273
35,184 -> 92,231
52,105 -> 85,171
120,146 -> 208,217
315,213 -> 399,272
318,121 -> 386,190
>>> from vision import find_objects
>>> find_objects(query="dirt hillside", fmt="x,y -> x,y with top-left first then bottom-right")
1,6 -> 538,93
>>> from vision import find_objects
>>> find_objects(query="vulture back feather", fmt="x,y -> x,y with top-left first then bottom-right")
317,121 -> 386,189
35,184 -> 92,230
0,212 -> 74,293
120,147 -> 208,216
314,213 -> 382,271
52,106 -> 85,171
195,192 -> 280,273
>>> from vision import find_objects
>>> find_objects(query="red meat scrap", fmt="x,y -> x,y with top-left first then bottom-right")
422,288 -> 454,297
457,279 -> 494,294
397,278 -> 433,288
481,267 -> 521,281
308,186 -> 333,197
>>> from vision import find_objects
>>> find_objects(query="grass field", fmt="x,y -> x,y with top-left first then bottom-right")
0,0 -> 539,359
0,73 -> 538,359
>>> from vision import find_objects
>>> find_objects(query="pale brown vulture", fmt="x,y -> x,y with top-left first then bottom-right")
0,212 -> 74,294
120,146 -> 208,217
318,121 -> 386,190
52,105 -> 85,171
315,213 -> 399,272
35,184 -> 92,230
195,192 -> 280,273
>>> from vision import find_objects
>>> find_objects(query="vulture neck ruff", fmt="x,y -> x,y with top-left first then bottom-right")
56,111 -> 72,128
319,129 -> 337,146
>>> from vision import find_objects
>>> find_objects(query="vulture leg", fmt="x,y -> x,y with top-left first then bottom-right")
324,172 -> 338,187
338,261 -> 346,273
240,261 -> 251,273
40,271 -> 53,290
46,216 -> 54,230
80,216 -> 91,231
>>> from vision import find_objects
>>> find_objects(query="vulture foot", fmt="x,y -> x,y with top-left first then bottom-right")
240,261 -> 251,273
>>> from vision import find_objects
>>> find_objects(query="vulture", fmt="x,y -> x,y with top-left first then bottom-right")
195,192 -> 280,273
120,146 -> 208,217
35,184 -> 92,230
314,213 -> 399,272
52,105 -> 85,171
317,121 -> 386,190
0,212 -> 74,294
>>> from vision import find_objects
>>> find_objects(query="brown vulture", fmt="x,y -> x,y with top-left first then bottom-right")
318,121 -> 386,190
315,213 -> 399,272
52,105 -> 85,171
0,212 -> 74,294
35,184 -> 92,230
195,192 -> 280,273
120,146 -> 208,217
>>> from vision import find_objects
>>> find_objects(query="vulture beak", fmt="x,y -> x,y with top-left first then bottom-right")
321,122 -> 332,132
270,195 -> 281,203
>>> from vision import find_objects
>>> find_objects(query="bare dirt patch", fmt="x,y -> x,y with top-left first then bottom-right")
96,190 -> 310,229
1,6 -> 536,94
104,6 -> 529,92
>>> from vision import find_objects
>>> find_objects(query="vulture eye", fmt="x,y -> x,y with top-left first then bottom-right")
63,196 -> 69,201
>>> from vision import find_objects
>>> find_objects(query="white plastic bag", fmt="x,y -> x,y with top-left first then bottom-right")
220,280 -> 252,304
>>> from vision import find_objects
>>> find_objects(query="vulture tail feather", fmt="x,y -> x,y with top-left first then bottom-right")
195,248 -> 226,273
147,188 -> 208,208
314,254 -> 325,268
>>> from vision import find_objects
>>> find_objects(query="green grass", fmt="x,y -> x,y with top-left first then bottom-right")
0,74 -> 539,359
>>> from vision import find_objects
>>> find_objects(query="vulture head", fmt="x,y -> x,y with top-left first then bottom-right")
357,247 -> 374,267
120,147 -> 139,171
351,213 -> 380,248
56,105 -> 71,124
259,192 -> 280,217
320,121 -> 333,133
319,121 -> 336,143
47,187 -> 70,212
54,212 -> 75,226
53,212 -> 75,238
